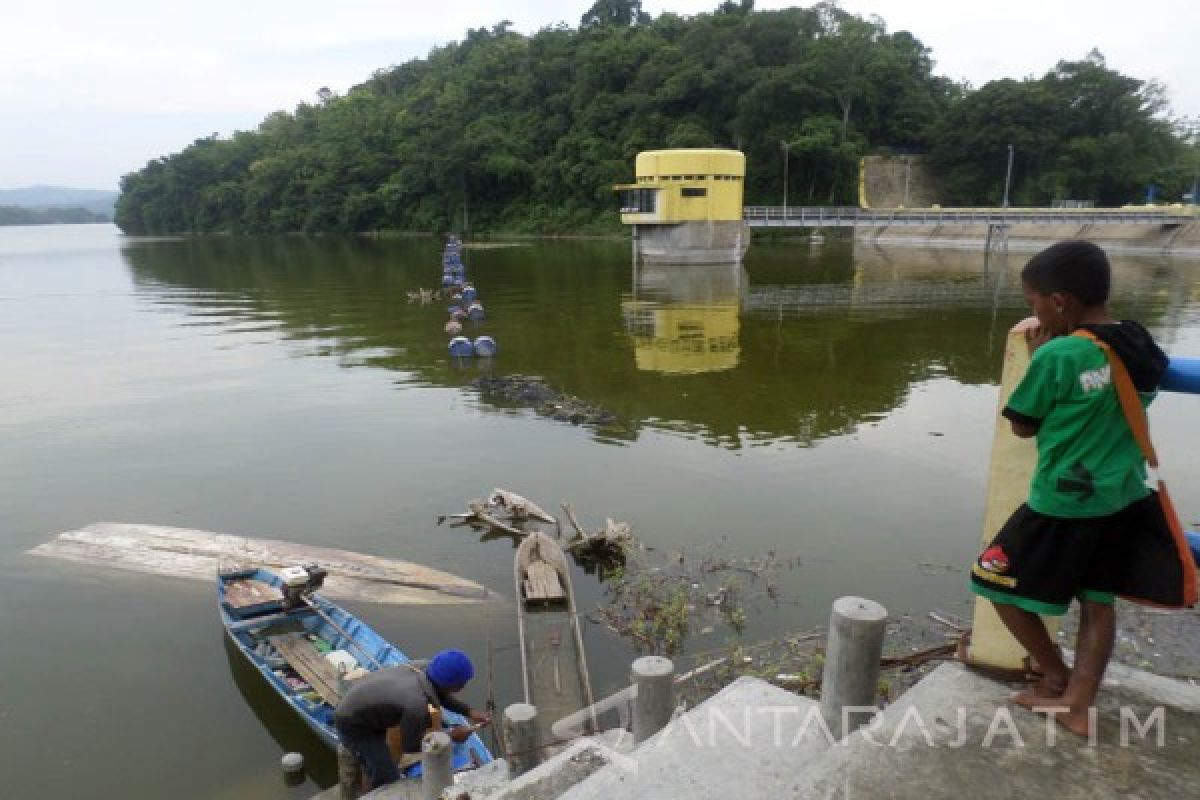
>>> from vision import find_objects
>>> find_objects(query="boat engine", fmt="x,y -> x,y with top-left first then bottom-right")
280,563 -> 328,610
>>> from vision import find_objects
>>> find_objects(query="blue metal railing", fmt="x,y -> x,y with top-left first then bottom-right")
1163,358 -> 1200,394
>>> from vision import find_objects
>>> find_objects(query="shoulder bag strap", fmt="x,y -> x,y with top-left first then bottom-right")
1074,329 -> 1196,607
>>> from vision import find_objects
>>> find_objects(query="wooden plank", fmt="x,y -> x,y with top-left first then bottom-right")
29,523 -> 492,605
525,561 -> 564,601
269,633 -> 344,706
224,578 -> 283,609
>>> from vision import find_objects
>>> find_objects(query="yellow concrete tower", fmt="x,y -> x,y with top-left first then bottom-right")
615,149 -> 750,264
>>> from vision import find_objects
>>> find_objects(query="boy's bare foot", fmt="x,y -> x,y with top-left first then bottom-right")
1053,709 -> 1094,738
1010,674 -> 1068,709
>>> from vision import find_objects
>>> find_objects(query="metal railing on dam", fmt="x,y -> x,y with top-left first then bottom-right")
743,206 -> 1197,228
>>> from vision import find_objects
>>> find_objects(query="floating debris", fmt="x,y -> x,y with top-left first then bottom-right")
437,490 -> 631,571
449,336 -> 474,357
406,288 -> 442,304
473,336 -> 498,357
473,375 -> 619,428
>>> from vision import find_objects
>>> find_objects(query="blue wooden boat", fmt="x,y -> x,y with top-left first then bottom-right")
218,563 -> 493,777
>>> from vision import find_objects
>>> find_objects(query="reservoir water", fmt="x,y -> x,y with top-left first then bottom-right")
2,224 -> 1198,798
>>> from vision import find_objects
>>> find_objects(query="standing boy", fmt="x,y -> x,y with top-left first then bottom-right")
969,240 -> 1167,736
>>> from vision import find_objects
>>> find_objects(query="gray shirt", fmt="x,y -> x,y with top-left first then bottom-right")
334,662 -> 471,752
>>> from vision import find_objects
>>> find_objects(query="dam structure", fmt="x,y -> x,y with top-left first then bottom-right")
747,154 -> 1200,255
615,148 -> 751,264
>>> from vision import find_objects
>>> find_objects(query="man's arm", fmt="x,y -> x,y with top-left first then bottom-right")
438,691 -> 471,717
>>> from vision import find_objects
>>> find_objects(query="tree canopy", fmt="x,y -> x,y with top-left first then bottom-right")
115,3 -> 1191,235
929,51 -> 1190,206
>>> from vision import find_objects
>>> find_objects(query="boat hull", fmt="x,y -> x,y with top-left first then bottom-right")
515,533 -> 597,743
218,566 -> 492,777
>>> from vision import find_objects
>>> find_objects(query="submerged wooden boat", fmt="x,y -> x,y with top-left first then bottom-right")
218,562 -> 492,777
515,532 -> 596,740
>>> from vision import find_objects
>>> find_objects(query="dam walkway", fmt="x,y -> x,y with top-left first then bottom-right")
743,205 -> 1196,229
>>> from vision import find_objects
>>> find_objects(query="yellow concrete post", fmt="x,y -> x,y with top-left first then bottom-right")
966,318 -> 1058,669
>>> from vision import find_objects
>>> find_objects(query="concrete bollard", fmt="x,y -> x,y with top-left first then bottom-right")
503,703 -> 543,778
820,596 -> 888,739
281,751 -> 304,774
631,655 -> 675,745
335,744 -> 362,799
421,731 -> 454,800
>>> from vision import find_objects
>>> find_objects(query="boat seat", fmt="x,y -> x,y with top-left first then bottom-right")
524,561 -> 565,602
269,632 -> 344,706
222,578 -> 285,619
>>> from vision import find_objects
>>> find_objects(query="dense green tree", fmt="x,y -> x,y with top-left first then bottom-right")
115,4 -> 1188,236
929,51 -> 1184,206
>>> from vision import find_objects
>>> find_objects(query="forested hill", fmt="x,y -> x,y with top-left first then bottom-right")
115,0 -> 1194,236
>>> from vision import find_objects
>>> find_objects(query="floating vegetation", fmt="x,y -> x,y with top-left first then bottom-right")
593,544 -> 796,658
473,375 -> 620,428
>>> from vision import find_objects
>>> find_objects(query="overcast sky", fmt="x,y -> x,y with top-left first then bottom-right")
3,0 -> 1196,190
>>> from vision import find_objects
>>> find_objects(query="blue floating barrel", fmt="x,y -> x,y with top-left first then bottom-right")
1162,357 -> 1200,395
461,286 -> 477,302
441,274 -> 456,287
473,336 -> 498,357
447,305 -> 463,315
448,336 -> 474,357
467,302 -> 485,321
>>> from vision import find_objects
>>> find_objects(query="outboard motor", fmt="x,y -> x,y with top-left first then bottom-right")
280,563 -> 328,610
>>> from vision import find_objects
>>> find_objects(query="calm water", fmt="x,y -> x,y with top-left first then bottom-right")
2,225 -> 1199,798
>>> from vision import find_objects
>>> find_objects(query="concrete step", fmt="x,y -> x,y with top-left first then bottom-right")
557,676 -> 831,799
793,661 -> 1200,799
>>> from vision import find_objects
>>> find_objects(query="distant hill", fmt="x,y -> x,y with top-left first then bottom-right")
0,186 -> 118,217
0,205 -> 111,226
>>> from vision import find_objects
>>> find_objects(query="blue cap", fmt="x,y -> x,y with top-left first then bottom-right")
427,649 -> 474,688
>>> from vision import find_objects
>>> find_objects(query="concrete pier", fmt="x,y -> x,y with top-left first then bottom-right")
819,596 -> 888,738
420,732 -> 452,800
504,703 -> 543,778
315,655 -> 1200,799
631,656 -> 675,744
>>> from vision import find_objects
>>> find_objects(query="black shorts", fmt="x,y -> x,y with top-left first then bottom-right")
968,499 -> 1157,615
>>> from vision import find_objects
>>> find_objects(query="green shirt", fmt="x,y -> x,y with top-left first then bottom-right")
1005,335 -> 1150,518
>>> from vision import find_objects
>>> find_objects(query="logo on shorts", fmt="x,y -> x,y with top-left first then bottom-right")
979,545 -> 1010,574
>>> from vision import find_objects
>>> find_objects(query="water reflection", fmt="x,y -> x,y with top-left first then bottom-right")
223,633 -> 336,789
119,236 -> 1197,449
622,261 -> 743,374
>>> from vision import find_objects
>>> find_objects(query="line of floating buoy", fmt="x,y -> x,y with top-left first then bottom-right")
441,235 -> 497,358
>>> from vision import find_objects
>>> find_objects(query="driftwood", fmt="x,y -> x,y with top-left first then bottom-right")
438,489 -> 560,536
406,288 -> 442,304
562,503 -> 589,541
927,611 -> 969,633
879,642 -> 958,668
488,488 -> 556,524
436,501 -> 525,537
562,506 -> 632,553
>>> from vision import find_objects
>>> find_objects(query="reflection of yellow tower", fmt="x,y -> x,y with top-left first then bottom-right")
622,261 -> 743,374
615,149 -> 750,264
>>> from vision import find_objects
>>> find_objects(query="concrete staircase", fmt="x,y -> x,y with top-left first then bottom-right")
342,660 -> 1200,800
795,660 -> 1200,799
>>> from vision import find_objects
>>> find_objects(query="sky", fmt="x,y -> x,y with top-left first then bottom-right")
2,1 -> 1197,190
